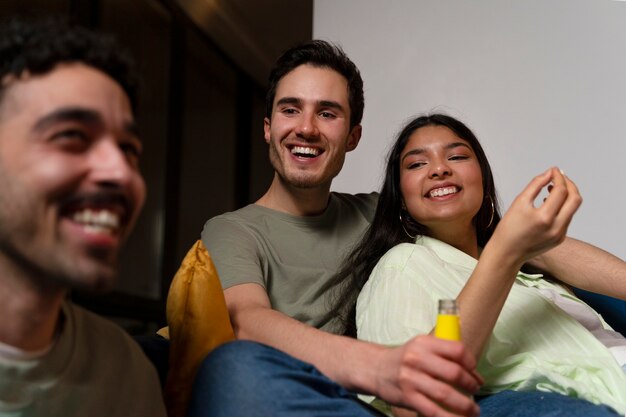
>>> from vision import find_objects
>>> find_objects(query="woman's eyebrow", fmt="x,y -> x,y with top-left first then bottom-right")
401,142 -> 472,163
446,142 -> 471,151
401,148 -> 426,163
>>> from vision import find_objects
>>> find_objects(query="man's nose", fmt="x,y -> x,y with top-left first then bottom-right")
88,138 -> 135,188
295,112 -> 320,138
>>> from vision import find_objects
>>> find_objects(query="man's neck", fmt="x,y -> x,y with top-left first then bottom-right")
0,258 -> 65,352
256,175 -> 332,216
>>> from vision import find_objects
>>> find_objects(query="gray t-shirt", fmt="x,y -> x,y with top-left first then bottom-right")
0,302 -> 166,417
202,192 -> 378,333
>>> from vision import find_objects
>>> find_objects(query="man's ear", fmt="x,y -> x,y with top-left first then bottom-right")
346,124 -> 362,152
263,117 -> 271,144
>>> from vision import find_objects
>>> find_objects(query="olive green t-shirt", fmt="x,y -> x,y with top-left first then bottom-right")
201,192 -> 378,333
0,302 -> 166,417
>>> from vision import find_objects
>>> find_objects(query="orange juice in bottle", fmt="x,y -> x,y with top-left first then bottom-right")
435,299 -> 473,400
434,299 -> 461,341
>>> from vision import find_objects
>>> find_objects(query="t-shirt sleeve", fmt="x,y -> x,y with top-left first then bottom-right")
201,216 -> 265,290
356,245 -> 440,347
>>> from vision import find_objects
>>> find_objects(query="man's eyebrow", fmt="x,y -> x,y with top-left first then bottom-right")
275,97 -> 345,112
32,106 -> 139,137
318,100 -> 344,111
401,142 -> 472,162
33,107 -> 102,132
275,97 -> 302,107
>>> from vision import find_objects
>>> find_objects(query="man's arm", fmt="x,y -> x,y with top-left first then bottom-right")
530,237 -> 626,298
225,283 -> 481,417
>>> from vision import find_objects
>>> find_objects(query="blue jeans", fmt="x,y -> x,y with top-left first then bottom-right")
188,340 -> 620,417
478,390 -> 620,416
187,340 -> 385,417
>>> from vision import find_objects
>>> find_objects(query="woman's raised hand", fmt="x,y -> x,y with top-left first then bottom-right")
457,167 -> 581,359
491,167 -> 582,266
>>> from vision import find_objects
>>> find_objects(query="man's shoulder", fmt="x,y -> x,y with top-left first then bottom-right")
66,303 -> 144,353
331,191 -> 379,219
201,204 -> 298,258
331,191 -> 379,205
202,204 -> 266,238
65,304 -> 166,396
206,203 -> 261,224
54,303 -> 167,415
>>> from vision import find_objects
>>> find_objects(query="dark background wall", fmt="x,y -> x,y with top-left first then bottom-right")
0,0 -> 312,333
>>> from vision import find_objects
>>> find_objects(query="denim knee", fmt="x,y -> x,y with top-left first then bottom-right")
194,340 -> 268,387
188,340 -> 383,417
477,390 -> 620,417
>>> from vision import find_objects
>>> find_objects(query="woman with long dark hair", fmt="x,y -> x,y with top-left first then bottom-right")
331,114 -> 626,416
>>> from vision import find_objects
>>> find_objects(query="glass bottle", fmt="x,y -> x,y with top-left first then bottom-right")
434,299 -> 461,341
435,299 -> 474,400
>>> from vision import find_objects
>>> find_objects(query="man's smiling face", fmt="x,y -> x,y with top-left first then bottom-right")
264,64 -> 361,190
0,63 -> 145,292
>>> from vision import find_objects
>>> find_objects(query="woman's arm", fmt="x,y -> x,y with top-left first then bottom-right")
529,237 -> 626,298
456,168 -> 582,359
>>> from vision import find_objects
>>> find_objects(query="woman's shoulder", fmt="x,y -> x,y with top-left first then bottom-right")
362,241 -> 446,306
374,241 -> 441,275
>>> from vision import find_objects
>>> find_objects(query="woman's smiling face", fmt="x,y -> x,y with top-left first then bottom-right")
399,125 -> 484,235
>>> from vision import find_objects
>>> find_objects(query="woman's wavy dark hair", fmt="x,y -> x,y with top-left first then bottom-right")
327,113 -> 502,337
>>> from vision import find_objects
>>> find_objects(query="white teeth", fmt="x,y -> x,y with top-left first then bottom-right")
72,209 -> 120,234
291,146 -> 319,156
429,186 -> 459,197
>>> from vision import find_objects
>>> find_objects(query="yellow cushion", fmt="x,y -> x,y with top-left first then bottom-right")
163,240 -> 235,417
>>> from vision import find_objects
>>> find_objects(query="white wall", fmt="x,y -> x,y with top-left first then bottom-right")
315,0 -> 626,260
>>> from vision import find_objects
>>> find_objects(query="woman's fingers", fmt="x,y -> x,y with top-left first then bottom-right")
525,168 -> 580,224
553,172 -> 582,231
530,168 -> 581,250
538,168 -> 570,218
497,167 -> 582,262
516,168 -> 553,207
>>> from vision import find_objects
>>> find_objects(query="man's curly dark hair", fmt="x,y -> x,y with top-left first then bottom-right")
0,15 -> 139,109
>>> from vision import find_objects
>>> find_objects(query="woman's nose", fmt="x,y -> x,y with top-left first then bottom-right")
429,160 -> 451,178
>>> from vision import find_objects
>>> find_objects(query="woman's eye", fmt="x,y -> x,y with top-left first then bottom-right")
449,155 -> 469,161
407,161 -> 426,169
